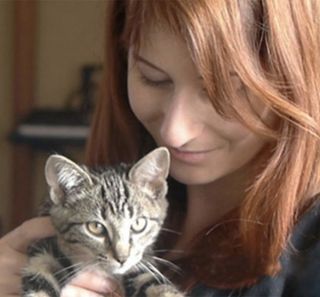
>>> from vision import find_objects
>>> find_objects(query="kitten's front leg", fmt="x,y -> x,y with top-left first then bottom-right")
22,238 -> 71,297
22,250 -> 62,297
145,284 -> 186,297
125,272 -> 185,297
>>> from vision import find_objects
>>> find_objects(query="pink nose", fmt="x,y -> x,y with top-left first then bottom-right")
112,243 -> 130,265
114,254 -> 127,265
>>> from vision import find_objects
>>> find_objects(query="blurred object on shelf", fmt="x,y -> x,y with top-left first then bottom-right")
66,64 -> 102,118
9,63 -> 102,151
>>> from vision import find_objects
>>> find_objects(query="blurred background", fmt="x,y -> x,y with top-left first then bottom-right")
0,0 -> 107,234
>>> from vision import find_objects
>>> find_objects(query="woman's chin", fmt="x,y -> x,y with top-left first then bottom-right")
169,165 -> 223,186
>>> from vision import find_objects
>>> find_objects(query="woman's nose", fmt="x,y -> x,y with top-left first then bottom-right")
160,91 -> 202,148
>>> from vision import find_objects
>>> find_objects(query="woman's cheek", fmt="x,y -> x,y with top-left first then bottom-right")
128,74 -> 146,121
128,89 -> 151,124
128,83 -> 162,126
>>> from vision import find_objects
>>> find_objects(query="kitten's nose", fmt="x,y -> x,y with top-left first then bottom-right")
112,243 -> 130,265
114,254 -> 127,265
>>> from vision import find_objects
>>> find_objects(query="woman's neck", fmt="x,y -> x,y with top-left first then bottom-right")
175,164 -> 254,252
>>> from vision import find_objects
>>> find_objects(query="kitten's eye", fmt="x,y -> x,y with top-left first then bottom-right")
131,217 -> 147,233
86,222 -> 107,237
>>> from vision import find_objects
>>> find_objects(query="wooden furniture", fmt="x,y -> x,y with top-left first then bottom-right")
10,0 -> 37,229
10,1 -> 95,229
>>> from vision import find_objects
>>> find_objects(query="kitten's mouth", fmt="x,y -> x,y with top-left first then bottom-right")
113,256 -> 141,275
114,266 -> 128,275
97,255 -> 130,274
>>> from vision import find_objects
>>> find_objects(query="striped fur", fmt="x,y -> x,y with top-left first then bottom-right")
22,148 -> 184,297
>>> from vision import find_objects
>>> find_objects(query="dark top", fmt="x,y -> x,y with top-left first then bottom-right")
188,201 -> 320,296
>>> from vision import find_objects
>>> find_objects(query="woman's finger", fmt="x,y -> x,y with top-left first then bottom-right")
61,285 -> 106,297
1,217 -> 55,253
0,217 -> 55,297
68,271 -> 119,294
0,240 -> 28,296
0,275 -> 22,295
0,246 -> 28,274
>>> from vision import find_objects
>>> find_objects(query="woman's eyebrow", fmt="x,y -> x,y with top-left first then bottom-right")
133,53 -> 168,74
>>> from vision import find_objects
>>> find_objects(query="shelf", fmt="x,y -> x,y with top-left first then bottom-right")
9,108 -> 89,150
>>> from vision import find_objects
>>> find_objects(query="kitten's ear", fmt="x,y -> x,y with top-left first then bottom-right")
129,147 -> 170,196
45,155 -> 93,204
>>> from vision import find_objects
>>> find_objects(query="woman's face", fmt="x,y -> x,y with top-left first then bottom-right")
127,27 -> 270,185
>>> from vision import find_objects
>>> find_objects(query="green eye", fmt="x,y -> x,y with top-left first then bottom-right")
131,217 -> 147,233
86,222 -> 107,237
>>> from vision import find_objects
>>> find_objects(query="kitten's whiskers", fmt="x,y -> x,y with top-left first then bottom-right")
152,256 -> 182,275
56,261 -> 91,285
140,261 -> 162,284
160,227 -> 182,235
141,259 -> 171,285
153,249 -> 184,254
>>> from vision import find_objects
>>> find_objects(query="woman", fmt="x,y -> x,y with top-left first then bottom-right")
1,0 -> 320,296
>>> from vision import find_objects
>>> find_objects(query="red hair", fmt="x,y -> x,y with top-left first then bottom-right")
86,0 -> 320,287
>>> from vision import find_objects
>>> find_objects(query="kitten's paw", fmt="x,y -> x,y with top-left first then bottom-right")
146,284 -> 185,297
23,291 -> 51,297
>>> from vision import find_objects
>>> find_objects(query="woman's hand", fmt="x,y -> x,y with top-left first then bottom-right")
0,217 -> 55,296
61,271 -> 124,297
0,217 -> 123,297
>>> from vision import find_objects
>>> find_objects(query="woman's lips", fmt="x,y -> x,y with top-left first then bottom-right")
169,147 -> 219,164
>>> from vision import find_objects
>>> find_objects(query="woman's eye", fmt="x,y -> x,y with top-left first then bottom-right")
131,217 -> 147,233
86,222 -> 107,237
139,74 -> 171,87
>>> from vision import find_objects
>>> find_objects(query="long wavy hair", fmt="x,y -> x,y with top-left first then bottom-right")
87,0 -> 320,283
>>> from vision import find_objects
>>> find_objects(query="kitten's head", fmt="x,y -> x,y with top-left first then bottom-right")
45,147 -> 170,274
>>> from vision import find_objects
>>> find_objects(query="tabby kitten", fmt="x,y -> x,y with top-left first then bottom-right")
22,147 -> 184,297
